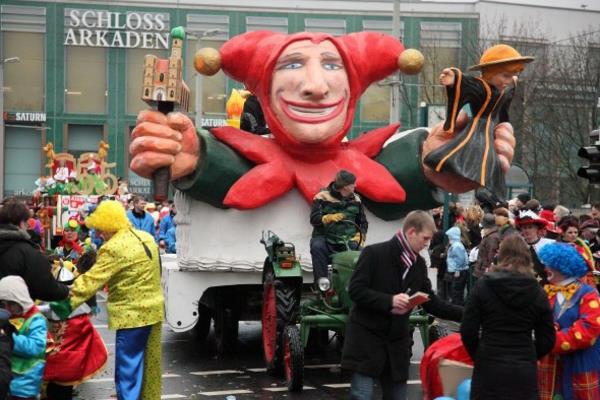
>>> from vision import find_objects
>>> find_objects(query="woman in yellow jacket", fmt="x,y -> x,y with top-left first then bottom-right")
52,200 -> 164,400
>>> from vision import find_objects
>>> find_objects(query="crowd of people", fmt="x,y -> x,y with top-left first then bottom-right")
0,195 -> 167,400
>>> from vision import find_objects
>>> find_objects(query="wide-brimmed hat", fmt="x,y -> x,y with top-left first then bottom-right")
515,210 -> 547,228
469,44 -> 534,71
580,218 -> 600,233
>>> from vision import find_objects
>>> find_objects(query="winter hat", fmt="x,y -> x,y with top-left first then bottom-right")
334,170 -> 356,189
539,209 -> 555,223
538,242 -> 589,278
516,192 -> 532,204
85,200 -> 130,233
580,218 -> 600,233
0,276 -> 34,313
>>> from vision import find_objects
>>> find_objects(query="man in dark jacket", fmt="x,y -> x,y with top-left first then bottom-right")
240,94 -> 270,135
473,213 -> 501,278
310,170 -> 368,283
0,199 -> 69,301
342,210 -> 462,400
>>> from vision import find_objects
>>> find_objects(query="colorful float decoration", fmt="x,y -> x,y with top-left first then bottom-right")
35,140 -> 119,197
225,88 -> 247,128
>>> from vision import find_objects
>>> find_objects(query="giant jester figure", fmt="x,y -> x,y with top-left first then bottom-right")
129,30 -> 515,335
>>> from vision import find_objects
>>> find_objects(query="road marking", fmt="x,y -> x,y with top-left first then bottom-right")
304,363 -> 341,369
245,367 -> 267,373
93,324 -> 108,329
410,360 -> 422,364
161,395 -> 187,399
323,383 -> 351,388
88,374 -> 180,383
190,369 -> 243,376
263,386 -> 316,391
106,339 -> 191,347
408,379 -> 422,385
197,389 -> 254,396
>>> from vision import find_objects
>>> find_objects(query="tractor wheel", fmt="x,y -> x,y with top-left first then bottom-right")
427,323 -> 449,348
214,304 -> 238,354
283,325 -> 304,392
262,269 -> 299,375
193,303 -> 212,344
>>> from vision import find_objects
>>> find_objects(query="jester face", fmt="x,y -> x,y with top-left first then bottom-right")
269,40 -> 350,144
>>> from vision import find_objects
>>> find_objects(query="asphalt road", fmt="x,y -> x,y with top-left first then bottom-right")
75,292 -> 430,399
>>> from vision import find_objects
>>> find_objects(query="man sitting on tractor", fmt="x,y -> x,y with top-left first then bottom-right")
309,169 -> 368,284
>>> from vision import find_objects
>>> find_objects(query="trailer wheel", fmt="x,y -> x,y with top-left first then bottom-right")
283,325 -> 304,392
193,303 -> 212,343
214,304 -> 238,354
262,267 -> 298,375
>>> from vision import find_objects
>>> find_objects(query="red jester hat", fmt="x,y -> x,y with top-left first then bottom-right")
206,30 -> 412,209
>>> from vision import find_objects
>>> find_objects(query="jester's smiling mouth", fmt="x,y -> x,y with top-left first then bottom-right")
278,96 -> 346,123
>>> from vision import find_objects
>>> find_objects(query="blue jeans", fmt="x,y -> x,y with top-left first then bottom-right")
310,236 -> 359,282
350,372 -> 407,400
115,325 -> 152,400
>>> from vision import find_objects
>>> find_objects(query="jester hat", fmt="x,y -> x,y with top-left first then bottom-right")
217,31 -> 406,151
194,31 -> 421,209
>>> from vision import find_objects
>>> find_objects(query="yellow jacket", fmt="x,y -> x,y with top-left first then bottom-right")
70,228 -> 164,330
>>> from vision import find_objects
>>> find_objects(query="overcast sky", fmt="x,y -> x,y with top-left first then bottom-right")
420,0 -> 600,11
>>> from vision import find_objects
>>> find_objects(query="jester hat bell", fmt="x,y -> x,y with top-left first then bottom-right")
213,31 -> 407,149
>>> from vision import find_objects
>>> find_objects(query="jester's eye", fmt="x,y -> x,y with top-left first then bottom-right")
323,62 -> 343,71
282,62 -> 303,70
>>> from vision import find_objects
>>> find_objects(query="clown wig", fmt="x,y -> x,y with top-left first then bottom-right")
538,242 -> 588,278
85,200 -> 130,233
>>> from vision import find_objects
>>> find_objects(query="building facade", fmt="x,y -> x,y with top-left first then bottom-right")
0,0 -> 484,198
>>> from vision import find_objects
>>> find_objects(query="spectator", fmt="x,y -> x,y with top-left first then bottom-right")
473,213 -> 501,279
580,218 -> 600,253
429,230 -> 449,301
460,235 -> 555,400
0,276 -> 47,399
494,207 -> 518,239
0,199 -> 68,301
515,192 -> 531,210
341,211 -> 462,400
525,198 -> 541,213
553,205 -> 570,223
0,306 -> 13,399
464,205 -> 483,249
127,195 -> 156,237
591,202 -> 600,222
165,220 -> 177,254
515,210 -> 554,283
445,226 -> 469,305
558,215 -> 580,244
158,203 -> 177,247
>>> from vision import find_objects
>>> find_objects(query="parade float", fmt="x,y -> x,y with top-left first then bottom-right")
130,27 -> 516,356
33,140 -> 123,246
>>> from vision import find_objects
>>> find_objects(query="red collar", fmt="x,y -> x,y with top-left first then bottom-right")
212,124 -> 406,209
21,304 -> 40,319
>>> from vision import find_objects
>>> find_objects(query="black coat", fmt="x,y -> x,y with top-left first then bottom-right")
341,237 -> 463,382
0,225 -> 68,301
0,319 -> 14,400
460,272 -> 555,400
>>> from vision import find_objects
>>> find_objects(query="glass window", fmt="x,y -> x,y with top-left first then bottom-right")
361,84 -> 390,122
186,39 -> 227,116
2,32 -> 45,111
65,47 -> 107,113
68,124 -> 103,158
4,127 -> 41,197
127,48 -> 168,114
420,22 -> 462,105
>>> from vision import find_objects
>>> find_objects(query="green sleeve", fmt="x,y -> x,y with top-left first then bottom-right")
363,128 -> 442,221
172,129 -> 253,208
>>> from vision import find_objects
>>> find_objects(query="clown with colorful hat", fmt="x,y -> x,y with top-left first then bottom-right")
424,44 -> 534,202
53,218 -> 84,264
537,242 -> 600,400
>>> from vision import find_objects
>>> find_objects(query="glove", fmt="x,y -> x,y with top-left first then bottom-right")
322,213 -> 345,224
351,231 -> 365,246
49,299 -> 73,320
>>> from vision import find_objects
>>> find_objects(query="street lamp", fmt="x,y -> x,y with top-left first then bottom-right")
0,56 -> 21,199
184,28 -> 227,128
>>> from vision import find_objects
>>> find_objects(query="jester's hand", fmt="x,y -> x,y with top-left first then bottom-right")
422,112 -> 515,194
130,110 -> 200,180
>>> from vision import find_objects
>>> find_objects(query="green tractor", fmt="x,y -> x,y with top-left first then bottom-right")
260,229 -> 448,392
